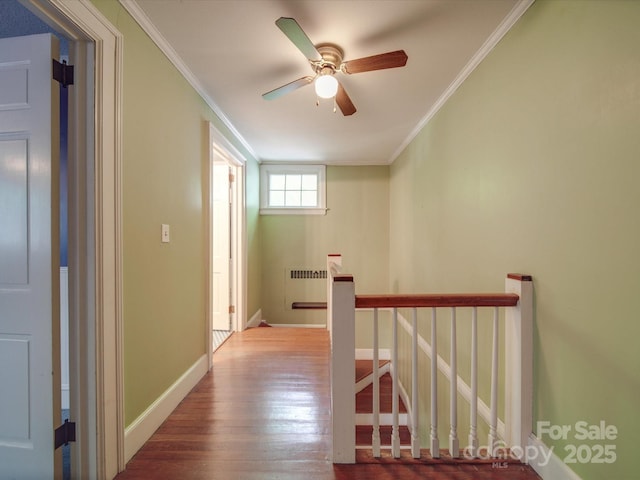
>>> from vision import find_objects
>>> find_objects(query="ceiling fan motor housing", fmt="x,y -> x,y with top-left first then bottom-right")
313,44 -> 344,73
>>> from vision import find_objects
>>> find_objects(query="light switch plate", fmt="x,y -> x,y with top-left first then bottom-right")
161,224 -> 170,243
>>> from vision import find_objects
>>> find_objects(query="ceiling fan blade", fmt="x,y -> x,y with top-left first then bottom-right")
275,17 -> 322,61
262,76 -> 314,101
342,50 -> 408,74
336,82 -> 356,116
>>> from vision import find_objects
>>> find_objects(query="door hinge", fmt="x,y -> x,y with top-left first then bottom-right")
52,59 -> 74,88
54,419 -> 76,449
229,305 -> 235,314
229,172 -> 235,183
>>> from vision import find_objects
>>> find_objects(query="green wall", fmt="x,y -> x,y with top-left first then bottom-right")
260,166 -> 390,326
389,1 -> 640,478
92,0 -> 261,426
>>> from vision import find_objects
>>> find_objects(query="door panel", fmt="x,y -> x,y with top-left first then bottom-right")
212,162 -> 231,330
0,138 -> 28,284
0,34 -> 61,479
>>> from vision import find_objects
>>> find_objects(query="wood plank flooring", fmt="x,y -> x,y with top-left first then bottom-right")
115,327 -> 541,480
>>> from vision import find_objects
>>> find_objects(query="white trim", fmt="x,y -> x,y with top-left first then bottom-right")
528,433 -> 583,480
388,0 -> 535,164
210,128 -> 247,167
119,0 -> 257,162
246,309 -> 263,329
207,122 -> 248,371
24,0 -> 125,477
260,207 -> 327,216
396,311 -> 506,440
124,355 -> 208,462
259,164 -> 327,215
268,323 -> 326,328
355,348 -> 391,361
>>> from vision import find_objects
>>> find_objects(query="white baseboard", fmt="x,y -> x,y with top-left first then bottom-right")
245,311 -> 325,329
355,348 -> 391,360
268,323 -> 326,328
124,354 -> 208,462
528,433 -> 582,480
246,309 -> 262,329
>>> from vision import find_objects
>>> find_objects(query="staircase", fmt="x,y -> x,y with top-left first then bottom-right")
355,360 -> 411,451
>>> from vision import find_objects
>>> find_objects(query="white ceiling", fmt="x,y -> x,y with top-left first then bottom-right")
124,0 -> 531,165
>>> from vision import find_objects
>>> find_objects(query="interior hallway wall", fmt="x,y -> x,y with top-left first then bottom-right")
389,2 -> 640,478
92,0 -> 260,426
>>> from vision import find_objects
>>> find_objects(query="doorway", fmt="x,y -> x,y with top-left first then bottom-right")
211,157 -> 233,348
0,1 -> 124,478
208,123 -> 246,363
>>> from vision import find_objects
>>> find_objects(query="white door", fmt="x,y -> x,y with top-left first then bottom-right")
212,161 -> 231,330
0,34 -> 61,479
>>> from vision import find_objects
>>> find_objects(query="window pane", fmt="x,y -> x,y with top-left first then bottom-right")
285,174 -> 301,190
301,190 -> 317,207
269,190 -> 285,206
260,164 -> 325,214
301,174 -> 317,190
285,191 -> 301,206
270,174 -> 285,190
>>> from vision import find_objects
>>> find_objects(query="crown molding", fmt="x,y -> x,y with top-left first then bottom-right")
388,0 -> 535,164
119,0 -> 258,162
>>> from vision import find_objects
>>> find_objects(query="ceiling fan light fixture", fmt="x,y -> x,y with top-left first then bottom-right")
315,73 -> 338,99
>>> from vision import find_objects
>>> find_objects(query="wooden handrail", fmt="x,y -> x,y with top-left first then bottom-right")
355,293 -> 519,309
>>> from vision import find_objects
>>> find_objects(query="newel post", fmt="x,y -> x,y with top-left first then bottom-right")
504,273 -> 533,462
327,254 -> 355,463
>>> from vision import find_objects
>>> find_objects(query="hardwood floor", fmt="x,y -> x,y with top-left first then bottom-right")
115,327 -> 541,480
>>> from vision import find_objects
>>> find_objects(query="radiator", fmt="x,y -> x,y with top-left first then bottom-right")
284,268 -> 327,310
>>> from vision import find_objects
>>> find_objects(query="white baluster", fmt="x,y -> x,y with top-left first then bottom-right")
391,308 -> 400,458
468,307 -> 478,458
372,308 -> 381,457
430,307 -> 439,458
411,308 -> 420,458
489,306 -> 499,457
449,307 -> 459,457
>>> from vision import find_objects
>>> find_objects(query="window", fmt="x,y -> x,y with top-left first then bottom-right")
260,164 -> 326,215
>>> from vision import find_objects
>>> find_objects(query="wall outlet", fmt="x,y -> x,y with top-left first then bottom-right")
161,224 -> 170,243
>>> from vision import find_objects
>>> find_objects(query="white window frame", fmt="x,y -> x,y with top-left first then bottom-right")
260,164 -> 327,215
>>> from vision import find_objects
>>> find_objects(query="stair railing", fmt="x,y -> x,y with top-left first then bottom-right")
327,254 -> 533,464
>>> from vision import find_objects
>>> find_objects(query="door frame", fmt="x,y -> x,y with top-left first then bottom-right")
23,0 -> 124,478
207,122 -> 246,368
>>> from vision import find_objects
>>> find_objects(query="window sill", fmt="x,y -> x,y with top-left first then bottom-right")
259,207 -> 327,216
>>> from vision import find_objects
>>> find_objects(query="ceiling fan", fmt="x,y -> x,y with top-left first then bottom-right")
262,17 -> 408,116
